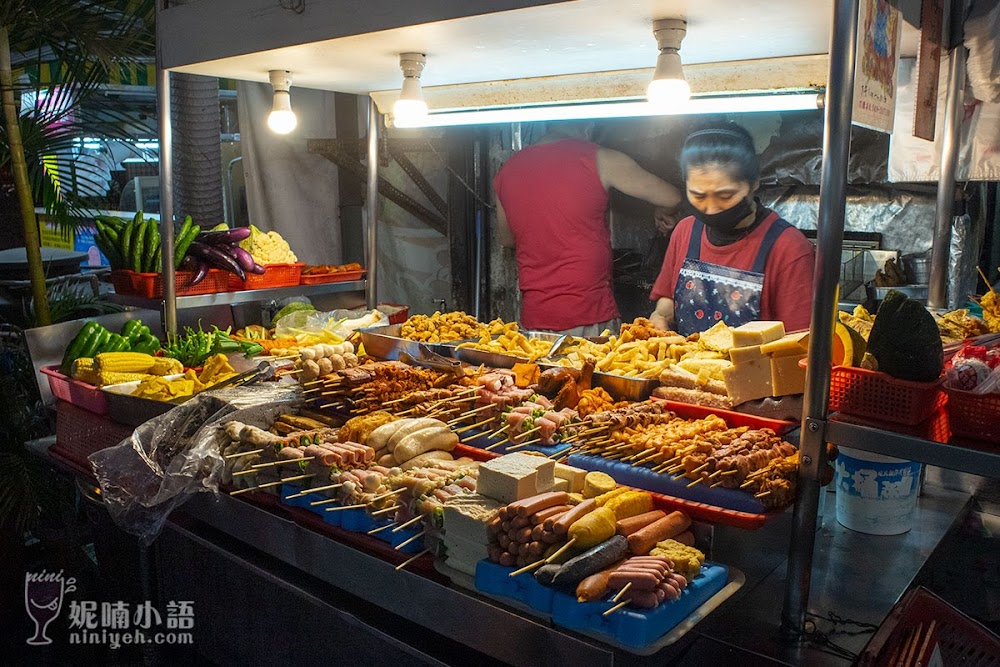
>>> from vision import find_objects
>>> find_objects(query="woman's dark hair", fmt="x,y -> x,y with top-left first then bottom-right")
680,123 -> 760,184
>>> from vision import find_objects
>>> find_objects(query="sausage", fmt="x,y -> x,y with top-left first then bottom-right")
575,561 -> 625,602
393,426 -> 459,463
531,525 -> 545,541
615,510 -> 667,537
552,499 -> 596,536
627,511 -> 692,556
498,533 -> 511,549
506,528 -> 518,541
510,492 -> 571,518
608,570 -> 661,591
660,581 -> 681,601
673,531 -> 695,547
526,541 -> 544,558
488,544 -> 502,563
400,450 -> 453,470
670,573 -> 688,590
385,418 -> 445,452
500,520 -> 512,533
499,552 -> 514,567
551,535 -> 630,589
512,515 -> 532,529
531,504 -> 571,526
515,527 -> 533,543
508,541 -> 520,556
540,530 -> 561,544
534,564 -> 561,587
616,562 -> 669,578
629,590 -> 661,609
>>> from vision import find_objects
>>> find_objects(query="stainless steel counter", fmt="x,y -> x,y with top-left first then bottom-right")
162,482 -> 971,666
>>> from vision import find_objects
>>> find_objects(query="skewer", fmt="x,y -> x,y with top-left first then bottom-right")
319,403 -> 346,410
225,448 -> 264,459
453,417 -> 496,434
484,440 -> 506,451
391,514 -> 425,533
395,548 -> 431,571
487,425 -> 510,440
602,599 -> 631,616
686,476 -> 705,488
310,497 -> 342,506
690,462 -> 710,475
369,488 -> 406,502
371,504 -> 400,517
286,482 -> 344,498
754,490 -> 771,499
230,473 -> 314,495
447,404 -> 495,423
710,481 -> 723,488
367,522 -> 394,535
509,558 -> 546,577
544,537 -> 577,563
506,438 -> 541,451
232,468 -> 262,477
978,266 -> 994,292
612,582 -> 632,603
325,503 -> 368,512
251,456 -> 315,469
394,529 -> 427,550
721,469 -> 740,476
740,479 -> 757,489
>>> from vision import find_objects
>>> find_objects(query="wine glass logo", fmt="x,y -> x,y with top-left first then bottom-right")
24,571 -> 70,645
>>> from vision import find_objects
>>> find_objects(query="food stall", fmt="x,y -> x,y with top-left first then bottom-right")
24,0 -> 1000,665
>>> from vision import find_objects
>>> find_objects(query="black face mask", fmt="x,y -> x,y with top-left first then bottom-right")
698,197 -> 754,232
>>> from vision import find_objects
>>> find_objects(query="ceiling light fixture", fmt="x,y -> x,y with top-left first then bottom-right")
647,19 -> 690,107
267,70 -> 297,134
391,93 -> 822,128
393,53 -> 428,122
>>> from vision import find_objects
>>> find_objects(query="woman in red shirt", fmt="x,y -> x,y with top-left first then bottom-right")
649,124 -> 815,335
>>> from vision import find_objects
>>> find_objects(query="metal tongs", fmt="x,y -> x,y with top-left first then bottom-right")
547,334 -> 574,358
399,343 -> 465,378
168,360 -> 276,404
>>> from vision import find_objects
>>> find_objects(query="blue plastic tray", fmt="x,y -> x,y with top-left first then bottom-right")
475,559 -> 730,651
567,454 -> 766,514
461,426 -> 573,457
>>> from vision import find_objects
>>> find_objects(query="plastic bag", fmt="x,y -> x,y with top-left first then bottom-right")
274,308 -> 386,343
88,384 -> 301,545
945,344 -> 1000,394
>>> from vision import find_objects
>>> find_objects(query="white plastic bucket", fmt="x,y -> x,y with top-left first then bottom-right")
834,446 -> 921,535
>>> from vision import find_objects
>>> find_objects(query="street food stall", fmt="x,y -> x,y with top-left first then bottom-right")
25,0 -> 1000,664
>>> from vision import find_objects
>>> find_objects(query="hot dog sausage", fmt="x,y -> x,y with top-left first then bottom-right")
509,491 -> 570,518
532,504 -> 571,526
615,510 -> 667,537
626,511 -> 692,555
552,499 -> 596,536
575,560 -> 625,602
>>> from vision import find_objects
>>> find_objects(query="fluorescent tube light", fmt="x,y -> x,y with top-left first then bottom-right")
391,93 -> 821,128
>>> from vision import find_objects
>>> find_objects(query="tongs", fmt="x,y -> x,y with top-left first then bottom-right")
400,344 -> 465,378
547,334 -> 574,358
168,360 -> 275,404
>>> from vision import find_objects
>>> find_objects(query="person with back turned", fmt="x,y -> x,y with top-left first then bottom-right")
494,121 -> 682,336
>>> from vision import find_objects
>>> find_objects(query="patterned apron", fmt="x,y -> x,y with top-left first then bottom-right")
672,214 -> 791,336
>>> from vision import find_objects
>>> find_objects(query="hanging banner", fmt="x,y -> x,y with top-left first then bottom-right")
853,0 -> 902,133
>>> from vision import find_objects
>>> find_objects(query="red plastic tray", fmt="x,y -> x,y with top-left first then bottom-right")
379,303 -> 410,325
299,269 -> 365,285
652,398 -> 796,436
228,263 -> 303,290
41,366 -> 107,415
945,388 -> 1000,444
113,268 -> 230,298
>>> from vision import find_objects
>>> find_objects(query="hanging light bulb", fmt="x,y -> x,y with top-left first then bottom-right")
647,19 -> 690,107
267,70 -> 297,134
393,53 -> 428,122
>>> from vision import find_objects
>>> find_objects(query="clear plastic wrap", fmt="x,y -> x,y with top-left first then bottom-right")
274,308 -> 387,343
89,384 -> 302,545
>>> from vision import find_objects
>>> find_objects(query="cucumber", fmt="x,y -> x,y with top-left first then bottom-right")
131,218 -> 148,272
120,220 -> 135,269
143,222 -> 160,273
173,222 -> 200,270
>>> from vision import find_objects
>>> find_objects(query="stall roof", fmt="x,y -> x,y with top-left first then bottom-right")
162,0 -> 920,96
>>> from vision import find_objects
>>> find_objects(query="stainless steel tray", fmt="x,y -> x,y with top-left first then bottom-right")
453,331 -> 562,369
592,372 -> 660,402
358,324 -> 460,361
102,379 -> 176,427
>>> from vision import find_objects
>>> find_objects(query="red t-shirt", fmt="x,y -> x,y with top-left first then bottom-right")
494,139 -> 616,330
650,213 -> 816,332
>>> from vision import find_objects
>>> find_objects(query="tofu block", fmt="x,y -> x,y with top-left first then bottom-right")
771,353 -> 808,396
761,331 -> 810,357
551,477 -> 569,492
722,357 -> 773,406
731,321 -> 786,348
729,345 -> 765,365
697,321 -> 734,353
442,494 -> 501,544
477,453 -> 555,504
553,463 -> 587,493
444,533 -> 492,563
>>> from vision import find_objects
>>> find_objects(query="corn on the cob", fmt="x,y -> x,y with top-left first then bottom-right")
603,490 -> 653,520
148,357 -> 183,376
95,352 -> 157,373
98,371 -> 153,386
71,358 -> 101,385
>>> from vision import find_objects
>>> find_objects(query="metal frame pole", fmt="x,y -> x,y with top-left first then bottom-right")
156,2 -> 177,336
365,98 -> 380,310
781,0 -> 859,637
928,44 -> 967,308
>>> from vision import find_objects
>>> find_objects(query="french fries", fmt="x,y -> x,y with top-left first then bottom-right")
455,322 -> 552,361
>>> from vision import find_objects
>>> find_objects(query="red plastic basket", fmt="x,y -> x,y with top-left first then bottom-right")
804,360 -> 946,426
51,401 -> 134,477
228,263 -> 303,290
41,366 -> 107,415
859,586 -> 1000,666
299,269 -> 365,285
113,269 -> 230,298
946,388 -> 1000,444
830,406 -> 951,444
378,303 -> 410,325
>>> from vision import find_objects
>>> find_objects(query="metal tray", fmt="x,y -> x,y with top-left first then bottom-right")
592,372 -> 660,402
453,331 -> 562,369
357,324 -> 460,361
101,376 -> 180,427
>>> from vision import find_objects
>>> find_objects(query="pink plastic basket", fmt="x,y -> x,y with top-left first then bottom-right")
41,366 -> 107,415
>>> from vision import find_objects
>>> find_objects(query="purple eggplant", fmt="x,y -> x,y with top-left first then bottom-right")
197,228 -> 251,245
231,246 -> 260,272
188,241 -> 246,280
188,260 -> 209,286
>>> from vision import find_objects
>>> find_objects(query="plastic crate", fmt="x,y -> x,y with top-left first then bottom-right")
299,269 -> 365,285
40,366 -> 107,415
946,388 -> 1000,444
812,361 -> 946,426
52,401 -> 134,475
830,406 -> 951,444
859,586 -> 1000,666
228,263 -> 303,290
377,303 -> 410,325
113,269 -> 230,298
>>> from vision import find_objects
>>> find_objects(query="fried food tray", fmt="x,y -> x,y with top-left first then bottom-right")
358,324 -> 461,361
453,331 -> 563,369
